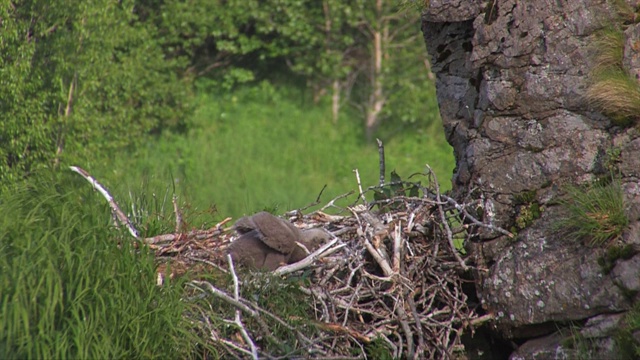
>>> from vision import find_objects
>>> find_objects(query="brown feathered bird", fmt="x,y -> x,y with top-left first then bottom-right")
228,211 -> 330,270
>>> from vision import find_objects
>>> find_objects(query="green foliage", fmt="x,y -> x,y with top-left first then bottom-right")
0,173 -> 201,358
142,0 -> 438,136
196,272 -> 319,356
598,244 -> 636,275
92,83 -> 454,221
586,27 -> 640,125
559,324 -> 597,359
510,190 -> 542,233
611,0 -> 640,25
373,169 -> 424,212
616,302 -> 640,359
554,178 -> 629,247
0,0 -> 192,189
514,202 -> 542,230
604,146 -> 623,173
365,337 -> 394,359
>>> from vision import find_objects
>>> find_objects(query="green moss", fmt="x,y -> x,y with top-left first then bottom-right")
515,203 -> 542,230
604,147 -> 623,173
598,245 -> 636,275
514,190 -> 537,205
607,244 -> 637,262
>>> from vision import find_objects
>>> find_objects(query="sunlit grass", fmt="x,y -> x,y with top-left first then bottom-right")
586,28 -> 640,126
554,178 -> 629,247
94,81 -> 454,222
0,173 -> 202,359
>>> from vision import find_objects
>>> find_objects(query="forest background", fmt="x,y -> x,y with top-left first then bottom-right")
1,0 -> 458,357
1,0 -> 453,223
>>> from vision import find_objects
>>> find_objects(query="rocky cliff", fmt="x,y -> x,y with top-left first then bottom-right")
422,0 -> 640,358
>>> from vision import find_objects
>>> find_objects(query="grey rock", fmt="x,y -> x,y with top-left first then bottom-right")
423,0 -> 484,23
422,0 -> 640,357
611,253 -> 640,294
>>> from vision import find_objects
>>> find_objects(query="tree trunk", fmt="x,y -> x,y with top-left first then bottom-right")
365,0 -> 386,141
331,79 -> 340,124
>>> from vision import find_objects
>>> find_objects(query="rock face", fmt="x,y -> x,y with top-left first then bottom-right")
422,0 -> 640,357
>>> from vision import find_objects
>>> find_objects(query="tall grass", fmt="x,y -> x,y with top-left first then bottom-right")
94,81 -> 454,222
553,178 -> 629,247
586,28 -> 640,126
0,173 -> 200,359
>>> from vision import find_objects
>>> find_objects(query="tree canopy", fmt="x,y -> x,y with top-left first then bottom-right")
1,0 -> 435,187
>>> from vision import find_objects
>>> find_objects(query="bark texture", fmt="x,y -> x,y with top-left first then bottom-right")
422,0 -> 640,357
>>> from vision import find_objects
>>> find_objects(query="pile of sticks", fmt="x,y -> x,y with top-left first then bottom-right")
71,154 -> 508,359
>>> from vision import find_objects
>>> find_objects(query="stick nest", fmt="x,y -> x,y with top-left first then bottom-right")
145,171 -> 507,359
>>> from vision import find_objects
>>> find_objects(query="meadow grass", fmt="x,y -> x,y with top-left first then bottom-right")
93,81 -> 454,223
0,172 -> 202,359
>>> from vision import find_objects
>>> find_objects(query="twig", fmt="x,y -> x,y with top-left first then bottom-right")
392,222 -> 402,272
228,254 -> 258,360
363,238 -> 394,277
274,237 -> 341,276
376,138 -> 385,187
296,184 -> 328,213
173,194 -> 182,233
469,314 -> 495,327
69,166 -> 138,238
190,280 -> 257,317
319,191 -> 355,212
353,168 -> 366,204
426,165 -> 468,271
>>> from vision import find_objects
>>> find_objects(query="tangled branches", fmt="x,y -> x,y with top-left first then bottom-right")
71,160 -> 509,359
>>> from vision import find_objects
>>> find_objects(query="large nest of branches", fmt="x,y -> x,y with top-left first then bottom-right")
71,149 -> 511,359
134,169 -> 510,359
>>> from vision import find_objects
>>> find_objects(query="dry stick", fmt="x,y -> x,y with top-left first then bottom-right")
352,168 -> 367,204
396,304 -> 415,359
190,280 -> 257,316
376,138 -> 385,186
363,238 -> 394,277
407,294 -> 426,355
319,191 -> 354,212
172,194 -> 182,233
69,166 -> 138,238
426,165 -> 468,271
291,184 -> 328,214
227,254 -> 258,360
443,194 -> 515,238
392,222 -> 402,273
200,312 -> 248,359
274,237 -> 341,276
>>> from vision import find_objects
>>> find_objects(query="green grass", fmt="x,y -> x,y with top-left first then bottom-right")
617,301 -> 640,358
554,178 -> 629,247
0,172 -> 202,359
91,81 -> 454,222
586,28 -> 640,126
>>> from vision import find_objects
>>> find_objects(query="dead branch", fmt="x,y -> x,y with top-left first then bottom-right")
377,138 -> 385,186
71,161 -> 512,359
70,166 -> 138,238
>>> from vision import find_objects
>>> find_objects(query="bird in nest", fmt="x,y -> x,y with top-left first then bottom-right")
227,211 -> 330,271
